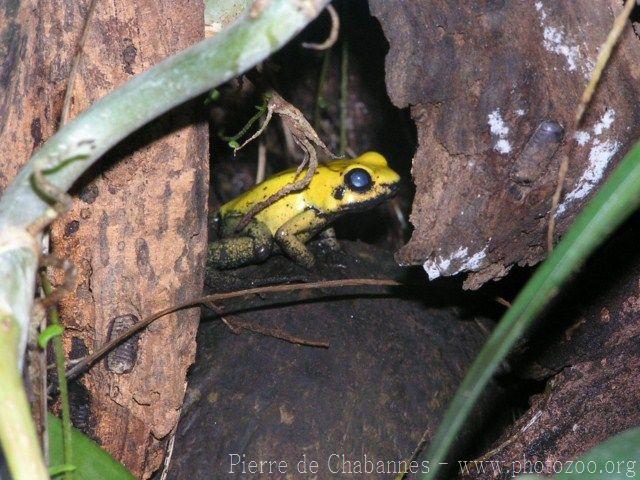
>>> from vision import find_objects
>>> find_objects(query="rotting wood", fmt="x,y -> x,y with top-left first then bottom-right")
369,0 -> 640,288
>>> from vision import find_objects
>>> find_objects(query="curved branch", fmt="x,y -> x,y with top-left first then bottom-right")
302,4 -> 339,50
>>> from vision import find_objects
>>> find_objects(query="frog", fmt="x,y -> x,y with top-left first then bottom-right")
209,151 -> 401,269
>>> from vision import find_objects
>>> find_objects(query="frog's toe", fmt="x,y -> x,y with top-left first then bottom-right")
208,244 -> 231,269
296,254 -> 316,269
253,243 -> 272,262
316,236 -> 341,251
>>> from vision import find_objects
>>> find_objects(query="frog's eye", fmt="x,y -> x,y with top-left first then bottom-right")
345,168 -> 372,192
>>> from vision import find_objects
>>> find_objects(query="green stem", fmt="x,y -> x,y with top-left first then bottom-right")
41,274 -> 73,479
219,97 -> 269,143
0,314 -> 49,480
313,49 -> 331,129
0,233 -> 46,479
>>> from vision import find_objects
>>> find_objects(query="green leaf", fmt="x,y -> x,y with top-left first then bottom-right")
48,414 -> 135,480
522,428 -> 640,478
421,139 -> 640,480
38,324 -> 64,349
228,140 -> 240,149
49,464 -> 77,477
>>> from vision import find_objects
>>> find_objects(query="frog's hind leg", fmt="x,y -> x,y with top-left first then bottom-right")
208,218 -> 273,269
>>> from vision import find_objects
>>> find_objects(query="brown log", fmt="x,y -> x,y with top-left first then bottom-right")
1,1 -> 207,477
171,241 -> 499,479
369,0 -> 640,289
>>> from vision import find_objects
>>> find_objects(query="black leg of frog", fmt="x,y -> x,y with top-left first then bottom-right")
208,217 -> 273,269
274,208 -> 326,269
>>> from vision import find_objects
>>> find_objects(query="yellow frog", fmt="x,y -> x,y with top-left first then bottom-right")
209,151 -> 400,269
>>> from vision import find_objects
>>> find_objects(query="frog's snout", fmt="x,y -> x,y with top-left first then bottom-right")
385,182 -> 400,196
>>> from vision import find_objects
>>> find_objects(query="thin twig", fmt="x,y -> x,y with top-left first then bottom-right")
33,2 -> 96,465
550,0 -> 633,250
65,278 -> 400,380
339,34 -> 349,156
281,118 -> 298,158
256,141 -> 267,184
389,198 -> 408,232
230,320 -> 329,347
234,92 -> 335,232
28,0 -> 96,457
159,426 -> 177,480
547,155 -> 569,252
394,428 -> 431,480
204,301 -> 243,334
473,437 -> 515,465
234,103 -> 274,153
40,273 -> 73,480
206,298 -> 327,347
575,0 -> 635,124
29,302 -> 49,460
495,296 -> 512,309
38,257 -> 76,309
313,49 -> 331,129
220,94 -> 270,147
302,4 -> 339,51
60,0 -> 99,126
236,138 -> 317,231
212,305 -> 330,348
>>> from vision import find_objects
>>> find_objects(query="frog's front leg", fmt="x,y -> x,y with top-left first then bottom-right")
274,208 -> 326,268
208,217 -> 273,269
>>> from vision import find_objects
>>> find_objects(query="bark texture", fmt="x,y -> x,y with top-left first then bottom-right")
1,1 -> 208,477
369,0 -> 640,288
0,0 -> 65,190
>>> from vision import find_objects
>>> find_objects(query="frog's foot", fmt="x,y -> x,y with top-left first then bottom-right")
273,231 -> 315,269
296,250 -> 316,269
208,237 -> 272,269
274,209 -> 324,269
316,227 -> 341,251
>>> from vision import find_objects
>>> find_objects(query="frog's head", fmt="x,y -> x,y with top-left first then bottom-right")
321,152 -> 401,213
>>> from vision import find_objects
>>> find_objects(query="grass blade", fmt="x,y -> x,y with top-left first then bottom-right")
421,139 -> 640,479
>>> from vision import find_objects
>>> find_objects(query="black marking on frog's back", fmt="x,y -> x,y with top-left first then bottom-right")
333,185 -> 345,200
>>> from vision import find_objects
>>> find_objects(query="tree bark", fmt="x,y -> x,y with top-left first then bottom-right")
1,1 -> 208,477
369,0 -> 640,289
